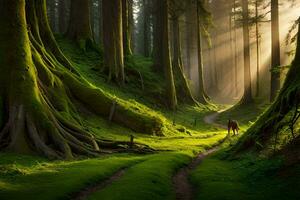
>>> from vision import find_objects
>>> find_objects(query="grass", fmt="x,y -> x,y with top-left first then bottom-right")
190,151 -> 300,200
88,152 -> 191,200
2,37 -> 292,200
0,37 -> 230,200
0,153 -> 144,200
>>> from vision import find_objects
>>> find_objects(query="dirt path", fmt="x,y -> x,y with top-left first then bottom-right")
71,168 -> 126,200
173,111 -> 227,200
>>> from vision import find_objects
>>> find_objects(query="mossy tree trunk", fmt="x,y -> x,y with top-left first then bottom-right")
172,17 -> 199,105
122,0 -> 133,57
102,0 -> 125,85
66,0 -> 94,50
0,0 -> 163,159
162,0 -> 177,110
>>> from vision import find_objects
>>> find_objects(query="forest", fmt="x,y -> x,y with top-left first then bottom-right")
0,0 -> 300,199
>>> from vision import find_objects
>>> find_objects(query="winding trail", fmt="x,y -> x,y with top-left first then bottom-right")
173,111 -> 227,200
71,168 -> 126,200
71,111 -> 227,200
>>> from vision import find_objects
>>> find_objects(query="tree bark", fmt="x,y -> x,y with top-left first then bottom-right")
270,0 -> 281,101
102,0 -> 125,84
48,0 -> 56,32
58,0 -> 67,33
98,0 -> 103,45
66,0 -> 94,50
143,0 -> 150,57
153,0 -> 163,72
255,0 -> 260,97
172,17 -> 198,105
240,0 -> 253,104
197,1 -> 208,103
162,0 -> 177,109
122,0 -> 133,56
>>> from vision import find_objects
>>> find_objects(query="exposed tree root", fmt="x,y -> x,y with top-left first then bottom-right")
0,0 -> 159,159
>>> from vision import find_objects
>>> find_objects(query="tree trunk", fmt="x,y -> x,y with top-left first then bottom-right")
0,0 -> 163,159
153,0 -> 163,72
122,0 -> 133,57
58,0 -> 67,33
162,0 -> 177,109
102,0 -> 125,84
128,0 -> 135,53
172,18 -> 198,105
240,0 -> 253,104
48,0 -> 56,32
233,0 -> 238,97
255,0 -> 260,97
196,2 -> 208,103
90,0 -> 95,38
143,0 -> 150,57
235,20 -> 300,152
66,0 -> 94,50
270,0 -> 281,101
98,0 -> 103,45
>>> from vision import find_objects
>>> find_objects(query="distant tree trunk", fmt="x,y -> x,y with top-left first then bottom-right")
196,1 -> 208,103
122,0 -> 133,57
233,0 -> 238,97
162,0 -> 177,109
66,0 -> 94,50
102,0 -> 125,84
172,17 -> 198,105
90,0 -> 95,38
48,0 -> 56,32
255,0 -> 260,97
270,0 -> 281,101
129,0 -> 135,52
98,0 -> 103,45
153,0 -> 163,72
58,0 -> 67,33
240,0 -> 253,104
143,0 -> 150,57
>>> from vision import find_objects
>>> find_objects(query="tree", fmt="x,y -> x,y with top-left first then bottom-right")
196,0 -> 210,103
270,0 -> 281,101
58,0 -> 67,33
0,0 -> 163,159
169,0 -> 199,104
155,0 -> 177,109
66,0 -> 94,50
48,0 -> 57,32
143,0 -> 151,57
102,0 -> 125,84
234,20 -> 300,152
122,0 -> 133,56
240,0 -> 253,104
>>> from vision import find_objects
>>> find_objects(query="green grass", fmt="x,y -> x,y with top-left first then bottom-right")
190,152 -> 300,200
0,153 -> 144,200
88,152 -> 191,200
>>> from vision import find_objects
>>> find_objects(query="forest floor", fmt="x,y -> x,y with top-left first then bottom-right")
0,38 -> 300,200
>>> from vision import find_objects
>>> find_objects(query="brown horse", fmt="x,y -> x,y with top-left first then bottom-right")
228,119 -> 239,136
